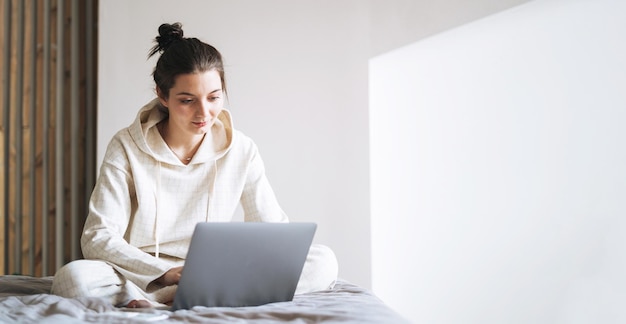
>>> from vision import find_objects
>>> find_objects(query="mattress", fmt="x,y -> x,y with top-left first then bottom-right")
0,275 -> 408,323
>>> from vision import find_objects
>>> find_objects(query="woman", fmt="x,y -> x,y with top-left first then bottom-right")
51,23 -> 338,308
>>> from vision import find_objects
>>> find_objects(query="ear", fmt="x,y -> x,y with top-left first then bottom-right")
156,87 -> 168,107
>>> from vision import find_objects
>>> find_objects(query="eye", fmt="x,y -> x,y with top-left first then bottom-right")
208,96 -> 221,102
180,98 -> 194,104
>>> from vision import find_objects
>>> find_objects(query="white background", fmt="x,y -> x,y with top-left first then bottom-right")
371,0 -> 626,322
88,0 -> 594,321
98,0 -> 527,294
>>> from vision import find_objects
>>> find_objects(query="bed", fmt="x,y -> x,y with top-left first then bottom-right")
0,275 -> 408,323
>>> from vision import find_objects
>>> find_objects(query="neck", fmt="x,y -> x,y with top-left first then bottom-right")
158,120 -> 203,164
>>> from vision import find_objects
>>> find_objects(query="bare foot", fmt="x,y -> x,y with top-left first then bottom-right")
126,299 -> 152,308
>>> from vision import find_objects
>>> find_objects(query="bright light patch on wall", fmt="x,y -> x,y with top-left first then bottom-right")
369,0 -> 626,323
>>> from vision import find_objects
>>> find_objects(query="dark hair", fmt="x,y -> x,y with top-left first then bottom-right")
148,22 -> 226,99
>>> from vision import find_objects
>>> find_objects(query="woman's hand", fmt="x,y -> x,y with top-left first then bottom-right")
157,266 -> 183,286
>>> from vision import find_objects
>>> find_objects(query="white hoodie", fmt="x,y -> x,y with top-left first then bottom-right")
81,99 -> 288,291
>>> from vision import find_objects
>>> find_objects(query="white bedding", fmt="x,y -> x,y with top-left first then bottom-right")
0,275 -> 408,323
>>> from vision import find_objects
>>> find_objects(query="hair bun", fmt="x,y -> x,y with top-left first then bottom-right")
148,22 -> 184,58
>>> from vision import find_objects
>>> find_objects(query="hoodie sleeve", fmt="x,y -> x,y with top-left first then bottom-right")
81,138 -> 172,291
240,141 -> 289,223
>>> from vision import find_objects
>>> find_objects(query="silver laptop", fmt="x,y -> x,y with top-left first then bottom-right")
170,222 -> 316,310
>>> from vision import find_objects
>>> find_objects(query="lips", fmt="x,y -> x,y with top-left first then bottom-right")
193,121 -> 208,128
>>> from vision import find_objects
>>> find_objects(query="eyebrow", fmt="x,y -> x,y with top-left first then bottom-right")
175,89 -> 222,96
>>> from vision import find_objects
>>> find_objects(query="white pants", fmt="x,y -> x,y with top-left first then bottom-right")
51,244 -> 338,307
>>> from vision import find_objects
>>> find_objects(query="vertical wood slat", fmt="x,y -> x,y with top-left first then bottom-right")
84,0 -> 96,227
22,0 -> 35,275
0,0 -> 8,274
40,0 -> 50,276
54,0 -> 64,272
47,0 -> 58,275
9,0 -> 24,276
34,0 -> 45,276
1,0 -> 97,276
70,0 -> 79,262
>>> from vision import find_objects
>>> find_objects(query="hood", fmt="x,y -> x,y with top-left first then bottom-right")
128,98 -> 233,165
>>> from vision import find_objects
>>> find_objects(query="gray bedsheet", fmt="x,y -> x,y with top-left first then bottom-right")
0,275 -> 409,323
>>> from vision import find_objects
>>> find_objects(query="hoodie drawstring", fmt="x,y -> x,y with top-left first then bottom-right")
206,160 -> 218,222
154,162 -> 162,259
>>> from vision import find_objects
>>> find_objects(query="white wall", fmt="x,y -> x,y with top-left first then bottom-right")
98,0 -> 534,301
370,0 -> 626,322
368,0 -> 530,56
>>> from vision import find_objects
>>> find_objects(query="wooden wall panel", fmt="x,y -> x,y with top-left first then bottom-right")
7,0 -> 21,276
47,0 -> 58,275
1,0 -> 97,276
0,0 -> 6,276
34,0 -> 45,276
21,0 -> 34,275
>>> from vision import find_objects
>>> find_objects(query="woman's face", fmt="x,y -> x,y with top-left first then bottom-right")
158,69 -> 224,138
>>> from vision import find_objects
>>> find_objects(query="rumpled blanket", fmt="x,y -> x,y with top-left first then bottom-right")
0,276 -> 409,323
